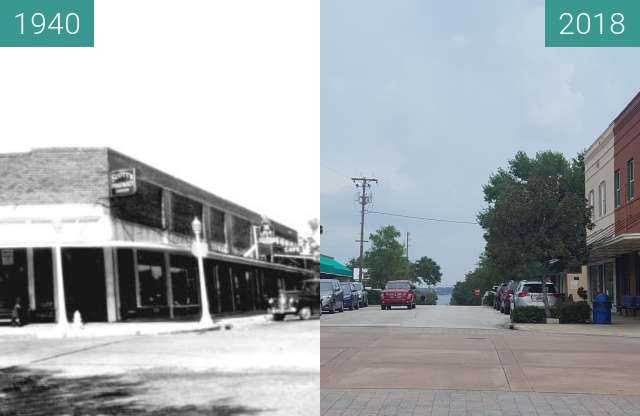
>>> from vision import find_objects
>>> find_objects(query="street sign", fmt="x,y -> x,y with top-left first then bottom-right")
474,288 -> 480,297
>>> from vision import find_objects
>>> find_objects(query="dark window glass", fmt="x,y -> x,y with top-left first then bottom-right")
111,181 -> 163,229
385,282 -> 410,290
232,216 -> 252,249
627,159 -> 634,202
137,251 -> 166,307
208,207 -> 226,243
615,170 -> 621,208
170,255 -> 198,306
522,284 -> 557,293
171,193 -> 203,235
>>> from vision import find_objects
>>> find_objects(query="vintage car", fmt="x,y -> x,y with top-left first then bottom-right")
269,278 -> 320,321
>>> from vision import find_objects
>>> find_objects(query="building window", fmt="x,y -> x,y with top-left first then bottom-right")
615,170 -> 621,208
627,159 -> 635,202
207,207 -> 226,244
598,181 -> 606,217
232,216 -> 252,250
137,251 -> 166,307
588,190 -> 595,219
171,193 -> 203,236
111,181 -> 164,229
170,255 -> 199,307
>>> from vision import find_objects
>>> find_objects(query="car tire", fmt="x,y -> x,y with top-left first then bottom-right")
298,307 -> 312,320
381,305 -> 385,310
329,302 -> 336,314
273,314 -> 285,321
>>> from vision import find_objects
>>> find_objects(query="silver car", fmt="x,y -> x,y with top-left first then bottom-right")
511,280 -> 562,310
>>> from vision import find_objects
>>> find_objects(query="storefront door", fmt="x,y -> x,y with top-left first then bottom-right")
0,249 -> 28,314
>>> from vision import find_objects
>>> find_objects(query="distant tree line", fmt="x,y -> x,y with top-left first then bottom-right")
347,225 -> 442,289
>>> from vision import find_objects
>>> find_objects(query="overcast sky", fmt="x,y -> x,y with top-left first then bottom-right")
321,0 -> 640,287
0,1 -> 318,237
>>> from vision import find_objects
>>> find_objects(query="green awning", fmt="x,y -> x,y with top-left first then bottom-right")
320,254 -> 352,277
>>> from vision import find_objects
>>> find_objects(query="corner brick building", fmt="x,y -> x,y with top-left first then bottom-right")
586,91 -> 640,309
0,148 -> 313,323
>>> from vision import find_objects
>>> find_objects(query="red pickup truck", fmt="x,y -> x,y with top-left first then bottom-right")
380,280 -> 416,310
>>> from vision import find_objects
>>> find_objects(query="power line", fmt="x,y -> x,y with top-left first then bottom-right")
352,177 -> 378,283
366,210 -> 479,225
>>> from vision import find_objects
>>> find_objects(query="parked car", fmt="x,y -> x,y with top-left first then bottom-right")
380,280 -> 416,310
340,281 -> 359,310
494,283 -> 507,310
269,278 -> 321,321
353,282 -> 368,307
511,280 -> 563,312
500,280 -> 519,314
320,279 -> 344,314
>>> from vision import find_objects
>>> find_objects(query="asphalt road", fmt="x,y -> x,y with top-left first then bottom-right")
321,305 -> 640,415
0,316 -> 319,416
321,304 -> 511,330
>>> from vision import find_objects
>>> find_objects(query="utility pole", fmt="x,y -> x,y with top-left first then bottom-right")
352,177 -> 378,285
406,231 -> 410,259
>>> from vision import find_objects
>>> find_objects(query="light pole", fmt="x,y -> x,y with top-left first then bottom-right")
543,258 -> 560,319
52,220 -> 69,333
192,217 -> 213,327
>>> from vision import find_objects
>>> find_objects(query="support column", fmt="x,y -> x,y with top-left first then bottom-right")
165,252 -> 174,319
27,248 -> 36,311
229,266 -> 236,312
113,249 -> 122,321
53,244 -> 69,328
103,248 -> 117,322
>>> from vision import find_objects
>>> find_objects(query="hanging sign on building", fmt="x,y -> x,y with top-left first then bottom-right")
1,249 -> 14,266
110,168 -> 137,197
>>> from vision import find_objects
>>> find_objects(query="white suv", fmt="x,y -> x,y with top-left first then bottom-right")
511,280 -> 562,311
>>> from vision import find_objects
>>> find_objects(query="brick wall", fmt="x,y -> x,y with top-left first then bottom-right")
0,148 -> 109,205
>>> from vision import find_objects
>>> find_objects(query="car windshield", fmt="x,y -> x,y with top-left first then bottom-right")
353,283 -> 363,290
340,283 -> 352,290
385,282 -> 410,290
320,281 -> 333,292
303,281 -> 319,293
523,283 -> 557,293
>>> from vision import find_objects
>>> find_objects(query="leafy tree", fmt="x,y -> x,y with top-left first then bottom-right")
478,150 -> 592,277
452,150 -> 592,306
364,225 -> 411,288
413,256 -> 442,286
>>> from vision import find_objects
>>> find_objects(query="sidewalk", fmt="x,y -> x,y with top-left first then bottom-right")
512,314 -> 640,338
0,313 -> 272,339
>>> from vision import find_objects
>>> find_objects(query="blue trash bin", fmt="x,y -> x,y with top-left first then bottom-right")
592,293 -> 612,325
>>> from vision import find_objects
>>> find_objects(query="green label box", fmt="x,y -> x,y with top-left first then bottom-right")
546,0 -> 640,47
0,0 -> 93,47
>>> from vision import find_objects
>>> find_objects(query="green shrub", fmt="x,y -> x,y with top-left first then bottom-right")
483,292 -> 495,306
367,289 -> 382,305
556,301 -> 591,324
511,306 -> 546,323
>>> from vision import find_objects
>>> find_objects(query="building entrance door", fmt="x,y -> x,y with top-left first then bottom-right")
0,249 -> 28,318
62,248 -> 108,322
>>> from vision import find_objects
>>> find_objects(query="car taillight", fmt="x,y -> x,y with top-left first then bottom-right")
518,291 -> 528,297
553,293 -> 562,298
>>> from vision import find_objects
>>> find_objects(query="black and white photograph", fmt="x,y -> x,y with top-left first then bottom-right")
0,2 -> 319,415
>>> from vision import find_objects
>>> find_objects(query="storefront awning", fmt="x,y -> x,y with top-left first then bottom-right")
589,233 -> 640,262
320,254 -> 352,278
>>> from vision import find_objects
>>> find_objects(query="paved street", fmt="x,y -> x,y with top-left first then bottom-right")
0,316 -> 319,415
321,306 -> 640,415
321,305 -> 511,330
